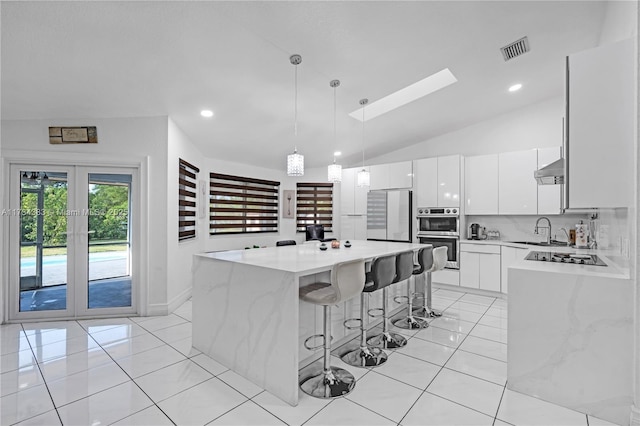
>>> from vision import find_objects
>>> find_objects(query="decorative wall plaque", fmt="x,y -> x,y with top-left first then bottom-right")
49,126 -> 98,144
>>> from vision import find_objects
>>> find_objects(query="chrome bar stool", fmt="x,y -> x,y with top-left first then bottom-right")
342,255 -> 394,367
392,250 -> 429,329
363,254 -> 408,350
413,246 -> 448,318
299,258 -> 366,399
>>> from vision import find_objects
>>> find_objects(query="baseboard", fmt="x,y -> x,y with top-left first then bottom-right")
144,287 -> 192,317
146,303 -> 169,316
433,283 -> 507,300
167,286 -> 192,314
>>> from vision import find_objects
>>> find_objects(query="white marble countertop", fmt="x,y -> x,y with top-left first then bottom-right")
461,239 -> 630,279
510,253 -> 629,280
196,240 -> 427,275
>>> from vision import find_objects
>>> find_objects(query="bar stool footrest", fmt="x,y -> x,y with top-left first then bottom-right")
367,308 -> 384,318
304,333 -> 333,351
343,318 -> 362,330
393,295 -> 409,304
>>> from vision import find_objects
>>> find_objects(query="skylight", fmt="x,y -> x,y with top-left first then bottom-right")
349,68 -> 458,122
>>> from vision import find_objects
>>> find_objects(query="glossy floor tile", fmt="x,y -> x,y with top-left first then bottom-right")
496,389 -> 588,425
0,288 -> 596,426
401,391 -> 494,426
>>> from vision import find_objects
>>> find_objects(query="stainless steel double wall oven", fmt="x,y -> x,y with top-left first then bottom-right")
416,207 -> 460,269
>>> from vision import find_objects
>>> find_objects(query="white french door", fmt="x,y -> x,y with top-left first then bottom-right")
8,164 -> 139,321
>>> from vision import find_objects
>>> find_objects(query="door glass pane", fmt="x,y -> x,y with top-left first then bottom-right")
87,173 -> 132,309
19,171 -> 68,312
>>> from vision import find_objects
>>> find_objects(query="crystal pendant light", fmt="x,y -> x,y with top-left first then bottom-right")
356,98 -> 370,187
287,54 -> 304,176
327,79 -> 342,183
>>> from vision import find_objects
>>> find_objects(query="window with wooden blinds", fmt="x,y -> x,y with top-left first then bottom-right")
209,173 -> 280,234
296,183 -> 333,232
178,159 -> 199,241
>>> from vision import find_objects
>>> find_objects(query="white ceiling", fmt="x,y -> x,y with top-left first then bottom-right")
1,1 -> 607,170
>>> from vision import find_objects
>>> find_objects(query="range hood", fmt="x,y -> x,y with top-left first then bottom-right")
534,158 -> 564,185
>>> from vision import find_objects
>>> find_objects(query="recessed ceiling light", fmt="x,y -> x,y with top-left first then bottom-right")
349,68 -> 458,122
508,83 -> 522,92
334,151 -> 342,156
200,110 -> 214,118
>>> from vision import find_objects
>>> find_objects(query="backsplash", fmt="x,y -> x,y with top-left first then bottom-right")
466,214 -> 590,244
466,210 -> 629,256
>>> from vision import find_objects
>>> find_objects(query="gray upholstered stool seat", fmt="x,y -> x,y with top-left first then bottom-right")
299,258 -> 365,399
342,254 -> 397,366
393,248 -> 430,329
413,246 -> 448,318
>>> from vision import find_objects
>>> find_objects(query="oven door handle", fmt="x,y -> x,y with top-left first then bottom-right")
417,233 -> 459,238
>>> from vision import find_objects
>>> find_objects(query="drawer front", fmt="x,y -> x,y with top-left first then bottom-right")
460,243 -> 501,254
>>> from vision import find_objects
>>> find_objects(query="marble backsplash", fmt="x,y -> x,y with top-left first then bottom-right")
466,209 -> 629,257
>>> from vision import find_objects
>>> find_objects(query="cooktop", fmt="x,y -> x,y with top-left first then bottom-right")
525,251 -> 608,267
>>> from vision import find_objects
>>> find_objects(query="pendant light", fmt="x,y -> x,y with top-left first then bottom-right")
327,79 -> 342,183
356,98 -> 370,187
287,54 -> 304,176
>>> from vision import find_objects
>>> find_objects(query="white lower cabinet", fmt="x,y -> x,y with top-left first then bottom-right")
500,246 -> 531,294
459,243 -> 501,292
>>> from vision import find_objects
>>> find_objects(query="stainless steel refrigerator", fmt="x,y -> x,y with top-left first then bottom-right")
366,190 -> 412,243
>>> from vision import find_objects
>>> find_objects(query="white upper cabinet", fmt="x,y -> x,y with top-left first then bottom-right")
465,154 -> 498,215
340,167 -> 369,215
537,147 -> 561,214
414,155 -> 461,208
567,38 -> 634,209
437,155 -> 461,207
388,161 -> 414,189
369,161 -> 412,190
498,150 -> 538,215
414,157 -> 438,207
368,164 -> 387,191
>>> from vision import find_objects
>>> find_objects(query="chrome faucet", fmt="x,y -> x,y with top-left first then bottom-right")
559,227 -> 571,246
534,217 -> 552,244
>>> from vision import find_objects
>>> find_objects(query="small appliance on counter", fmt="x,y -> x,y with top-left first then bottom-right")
468,223 -> 486,240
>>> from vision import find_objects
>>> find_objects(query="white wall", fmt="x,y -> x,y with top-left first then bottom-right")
599,0 -> 638,45
202,162 -> 336,252
0,115 -> 4,322
1,116 -> 169,317
166,118 -> 205,311
367,97 -> 563,164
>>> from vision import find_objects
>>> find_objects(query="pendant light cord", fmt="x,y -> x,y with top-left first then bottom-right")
333,84 -> 337,163
294,63 -> 298,146
361,103 -> 366,168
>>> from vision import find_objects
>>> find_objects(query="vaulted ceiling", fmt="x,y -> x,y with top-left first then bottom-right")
1,1 -> 607,169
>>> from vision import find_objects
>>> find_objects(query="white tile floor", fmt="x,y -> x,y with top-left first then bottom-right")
0,288 -> 620,426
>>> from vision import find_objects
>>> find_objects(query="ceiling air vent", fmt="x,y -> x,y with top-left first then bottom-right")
500,36 -> 530,61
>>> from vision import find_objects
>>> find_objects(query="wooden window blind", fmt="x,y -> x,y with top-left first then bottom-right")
209,173 -> 280,235
296,183 -> 333,232
178,158 -> 199,241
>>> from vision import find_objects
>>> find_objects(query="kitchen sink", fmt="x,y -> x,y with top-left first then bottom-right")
507,240 -> 571,247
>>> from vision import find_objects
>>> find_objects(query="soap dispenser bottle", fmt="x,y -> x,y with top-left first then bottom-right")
575,220 -> 588,249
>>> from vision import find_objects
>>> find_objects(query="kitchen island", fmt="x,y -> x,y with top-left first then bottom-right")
507,255 -> 633,425
192,240 -> 425,406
